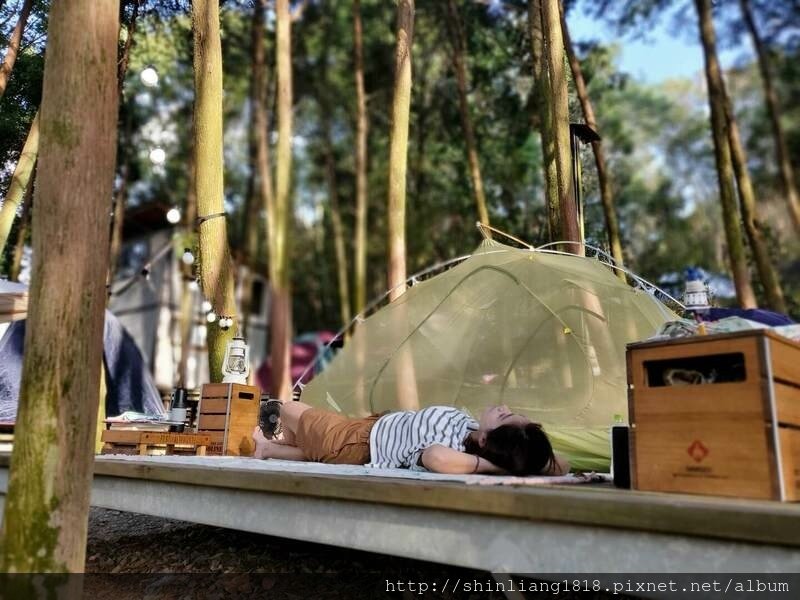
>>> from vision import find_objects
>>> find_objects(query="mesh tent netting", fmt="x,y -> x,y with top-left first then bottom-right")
300,240 -> 677,471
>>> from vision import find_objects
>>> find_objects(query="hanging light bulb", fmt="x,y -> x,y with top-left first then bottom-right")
206,311 -> 217,324
149,147 -> 167,166
166,207 -> 181,224
202,300 -> 213,313
181,248 -> 195,265
188,280 -> 199,291
140,66 -> 159,88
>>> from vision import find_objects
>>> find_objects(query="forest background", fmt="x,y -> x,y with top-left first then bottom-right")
1,0 -> 799,337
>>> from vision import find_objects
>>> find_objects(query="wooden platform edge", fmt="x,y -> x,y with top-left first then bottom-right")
2,453 -> 798,549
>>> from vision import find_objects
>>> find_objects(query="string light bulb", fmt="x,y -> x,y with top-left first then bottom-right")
206,311 -> 217,324
149,147 -> 167,166
202,300 -> 213,313
181,248 -> 195,265
140,66 -> 159,88
166,207 -> 181,224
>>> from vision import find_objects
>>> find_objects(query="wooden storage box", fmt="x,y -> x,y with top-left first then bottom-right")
197,383 -> 260,456
627,330 -> 800,501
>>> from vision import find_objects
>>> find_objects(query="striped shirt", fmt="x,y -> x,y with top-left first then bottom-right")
367,406 -> 479,470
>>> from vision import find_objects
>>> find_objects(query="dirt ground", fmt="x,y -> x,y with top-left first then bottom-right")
82,508 -> 626,599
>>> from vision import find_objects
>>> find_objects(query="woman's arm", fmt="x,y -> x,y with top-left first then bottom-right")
419,445 -> 505,474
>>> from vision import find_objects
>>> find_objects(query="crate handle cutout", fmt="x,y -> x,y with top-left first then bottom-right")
643,352 -> 746,387
238,392 -> 255,400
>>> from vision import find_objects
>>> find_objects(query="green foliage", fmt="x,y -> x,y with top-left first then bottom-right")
2,0 -> 798,322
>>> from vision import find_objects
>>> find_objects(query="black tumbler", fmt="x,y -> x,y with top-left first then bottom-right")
169,387 -> 187,433
611,425 -> 631,489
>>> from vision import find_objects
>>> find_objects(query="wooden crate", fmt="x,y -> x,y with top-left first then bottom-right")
196,383 -> 260,456
627,330 -> 800,501
101,430 -> 210,456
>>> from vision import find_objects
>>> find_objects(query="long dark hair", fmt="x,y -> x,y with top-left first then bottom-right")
464,423 -> 556,476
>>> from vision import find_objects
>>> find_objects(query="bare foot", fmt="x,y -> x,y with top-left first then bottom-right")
252,425 -> 270,459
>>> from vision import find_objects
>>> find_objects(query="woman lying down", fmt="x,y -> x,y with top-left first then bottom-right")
252,401 -> 569,476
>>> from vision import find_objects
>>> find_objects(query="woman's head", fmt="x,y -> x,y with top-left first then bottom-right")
467,405 -> 556,475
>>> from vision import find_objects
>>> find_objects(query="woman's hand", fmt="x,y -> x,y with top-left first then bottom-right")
419,445 -> 505,474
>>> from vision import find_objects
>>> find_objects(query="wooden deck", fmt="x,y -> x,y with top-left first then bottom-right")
2,453 -> 800,574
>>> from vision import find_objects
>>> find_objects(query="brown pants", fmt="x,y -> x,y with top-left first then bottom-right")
295,408 -> 380,464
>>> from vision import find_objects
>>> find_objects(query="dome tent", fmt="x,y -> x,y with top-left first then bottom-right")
299,240 -> 677,471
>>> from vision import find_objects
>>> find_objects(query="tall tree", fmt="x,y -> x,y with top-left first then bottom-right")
717,53 -> 786,309
0,0 -> 33,99
444,0 -> 490,233
0,0 -> 119,574
107,0 -> 142,284
241,0 -> 271,339
8,175 -> 32,281
695,0 -> 757,308
193,0 -> 238,381
320,107 -> 352,330
269,0 -> 294,400
560,1 -> 624,274
739,0 -> 800,232
353,0 -> 369,317
528,0 -> 559,241
541,0 -> 580,252
0,110 -> 39,255
387,0 -> 414,302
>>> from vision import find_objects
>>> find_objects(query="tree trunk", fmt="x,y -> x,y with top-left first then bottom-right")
695,0 -> 757,308
268,0 -> 294,400
387,0 -> 414,303
9,174 -> 32,281
541,0 -> 581,253
722,79 -> 786,311
739,0 -> 800,232
322,115 -> 352,331
193,0 -> 238,381
353,0 -> 369,317
560,1 -> 624,275
117,0 -> 141,96
386,0 -> 418,410
0,0 -> 119,575
0,110 -> 39,255
0,0 -> 33,100
241,0 -> 271,339
253,0 -> 274,248
528,0 -> 559,242
445,0 -> 490,233
107,162 -> 128,282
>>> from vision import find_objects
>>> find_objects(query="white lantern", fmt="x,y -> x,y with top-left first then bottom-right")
683,280 -> 711,312
222,336 -> 250,384
140,66 -> 159,88
150,147 -> 167,166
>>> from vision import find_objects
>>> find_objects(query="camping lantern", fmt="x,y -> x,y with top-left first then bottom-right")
222,336 -> 250,384
683,268 -> 711,312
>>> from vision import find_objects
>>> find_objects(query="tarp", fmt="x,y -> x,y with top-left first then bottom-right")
0,309 -> 165,422
300,240 -> 677,471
